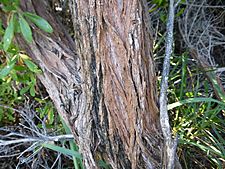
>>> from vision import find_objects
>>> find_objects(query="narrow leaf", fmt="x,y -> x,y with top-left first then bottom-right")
19,14 -> 33,43
19,53 -> 30,60
0,108 -> 3,121
20,86 -> 30,95
0,61 -> 16,79
60,116 -> 72,134
42,143 -> 82,159
60,116 -> 83,169
47,108 -> 54,124
29,85 -> 36,96
23,59 -> 39,73
3,14 -> 14,51
168,97 -> 225,110
24,12 -> 53,33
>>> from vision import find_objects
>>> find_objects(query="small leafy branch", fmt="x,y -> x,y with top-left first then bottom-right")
0,0 -> 54,125
0,0 -> 53,79
1,2 -> 87,169
1,0 -> 53,51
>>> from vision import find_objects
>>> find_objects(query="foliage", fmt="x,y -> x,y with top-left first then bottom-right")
42,142 -> 82,159
0,1 -> 80,168
1,0 -> 53,50
0,0 -> 52,125
167,53 -> 225,168
60,117 -> 84,169
0,47 -> 40,125
0,0 -> 225,168
151,0 -> 225,167
0,1 -> 108,168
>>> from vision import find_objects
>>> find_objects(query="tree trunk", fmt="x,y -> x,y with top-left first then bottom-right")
19,0 -> 163,168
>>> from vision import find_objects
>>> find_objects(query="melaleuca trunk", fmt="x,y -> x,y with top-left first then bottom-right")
18,0 -> 163,168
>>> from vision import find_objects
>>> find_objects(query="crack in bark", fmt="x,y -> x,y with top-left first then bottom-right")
17,0 -> 164,168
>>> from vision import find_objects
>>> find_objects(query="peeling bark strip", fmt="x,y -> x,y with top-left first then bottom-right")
18,0 -> 163,168
18,0 -> 82,129
70,0 -> 162,168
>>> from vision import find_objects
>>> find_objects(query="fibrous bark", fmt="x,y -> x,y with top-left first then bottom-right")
18,0 -> 163,168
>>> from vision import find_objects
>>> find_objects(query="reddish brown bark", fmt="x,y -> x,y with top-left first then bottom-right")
18,0 -> 163,168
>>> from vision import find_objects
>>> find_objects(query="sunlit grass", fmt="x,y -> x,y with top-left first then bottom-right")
166,53 -> 225,168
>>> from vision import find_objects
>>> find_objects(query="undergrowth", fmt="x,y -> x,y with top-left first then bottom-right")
167,53 -> 225,168
0,0 -> 224,168
152,0 -> 225,167
0,1 -> 82,168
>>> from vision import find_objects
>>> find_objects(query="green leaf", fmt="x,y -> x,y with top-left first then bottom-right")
60,116 -> 72,134
24,12 -> 53,33
176,7 -> 185,17
0,108 -> 3,122
13,65 -> 27,71
0,20 -> 4,35
47,107 -> 54,124
60,116 -> 84,169
160,12 -> 167,23
42,143 -> 82,159
3,14 -> 14,51
98,160 -> 110,169
13,0 -> 20,7
181,139 -> 223,157
1,0 -> 20,12
0,61 -> 16,79
20,86 -> 30,95
23,59 -> 39,73
19,14 -> 33,43
2,5 -> 17,12
7,110 -> 15,121
29,84 -> 36,96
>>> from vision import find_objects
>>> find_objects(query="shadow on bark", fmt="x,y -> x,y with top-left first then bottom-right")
18,0 -> 163,168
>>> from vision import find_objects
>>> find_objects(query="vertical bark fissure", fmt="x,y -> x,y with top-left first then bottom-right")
70,0 -> 162,168
17,0 -> 164,168
129,56 -> 141,109
18,0 -> 84,141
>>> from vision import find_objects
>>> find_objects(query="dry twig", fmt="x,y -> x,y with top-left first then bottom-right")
159,0 -> 181,168
179,0 -> 225,101
0,104 -> 74,168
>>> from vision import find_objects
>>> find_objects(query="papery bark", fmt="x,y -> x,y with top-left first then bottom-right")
18,0 -> 163,168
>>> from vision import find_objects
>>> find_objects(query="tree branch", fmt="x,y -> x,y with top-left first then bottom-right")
159,0 -> 178,168
0,104 -> 75,168
0,134 -> 74,146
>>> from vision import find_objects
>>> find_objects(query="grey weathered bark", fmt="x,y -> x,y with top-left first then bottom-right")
18,0 -> 163,168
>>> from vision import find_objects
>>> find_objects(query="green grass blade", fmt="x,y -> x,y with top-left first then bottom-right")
211,126 -> 225,157
168,97 -> 225,110
180,139 -> 223,157
179,53 -> 187,99
60,117 -> 84,169
42,143 -> 82,159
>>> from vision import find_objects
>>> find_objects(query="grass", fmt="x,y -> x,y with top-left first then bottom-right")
166,53 -> 225,168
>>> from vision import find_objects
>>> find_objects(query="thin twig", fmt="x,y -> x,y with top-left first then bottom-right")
0,134 -> 74,146
178,0 -> 225,101
159,0 -> 178,168
0,103 -> 75,168
175,0 -> 182,8
181,2 -> 225,8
